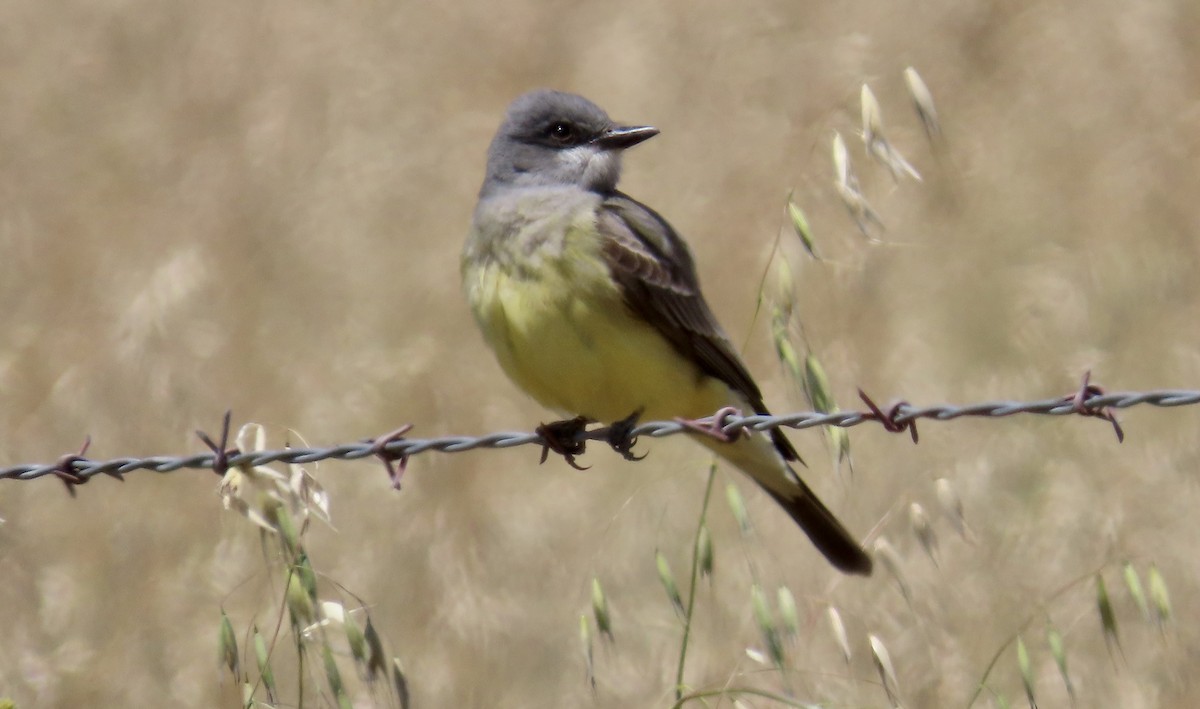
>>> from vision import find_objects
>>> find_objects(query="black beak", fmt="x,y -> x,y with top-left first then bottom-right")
595,125 -> 659,151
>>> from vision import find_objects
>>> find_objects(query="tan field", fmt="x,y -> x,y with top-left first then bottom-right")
1,1 -> 1197,707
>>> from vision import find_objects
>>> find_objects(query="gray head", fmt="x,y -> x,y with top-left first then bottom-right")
480,89 -> 658,197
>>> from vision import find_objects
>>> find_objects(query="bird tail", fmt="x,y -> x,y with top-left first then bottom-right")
756,472 -> 873,575
696,434 -> 873,575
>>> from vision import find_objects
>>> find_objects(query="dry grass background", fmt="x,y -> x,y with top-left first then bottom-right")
1,0 -> 1198,706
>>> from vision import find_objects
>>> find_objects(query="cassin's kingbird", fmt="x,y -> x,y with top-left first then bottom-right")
462,90 -> 871,575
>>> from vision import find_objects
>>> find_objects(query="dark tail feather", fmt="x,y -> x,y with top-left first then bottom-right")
760,478 -> 873,576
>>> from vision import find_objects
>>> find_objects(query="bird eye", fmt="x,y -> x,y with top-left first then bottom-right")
547,122 -> 575,143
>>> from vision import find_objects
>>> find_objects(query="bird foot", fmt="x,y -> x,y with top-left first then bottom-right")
604,408 -> 646,461
537,410 -> 649,468
536,416 -> 592,470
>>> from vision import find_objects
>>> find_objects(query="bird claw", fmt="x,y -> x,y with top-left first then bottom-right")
537,416 -> 592,470
604,408 -> 646,461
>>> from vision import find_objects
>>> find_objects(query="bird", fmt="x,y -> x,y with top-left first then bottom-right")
461,89 -> 872,575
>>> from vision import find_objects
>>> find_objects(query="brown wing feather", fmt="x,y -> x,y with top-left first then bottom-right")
597,193 -> 802,463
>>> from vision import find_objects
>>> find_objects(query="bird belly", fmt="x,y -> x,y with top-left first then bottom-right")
466,251 -> 731,424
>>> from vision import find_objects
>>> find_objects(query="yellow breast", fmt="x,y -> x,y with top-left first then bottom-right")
462,204 -> 731,423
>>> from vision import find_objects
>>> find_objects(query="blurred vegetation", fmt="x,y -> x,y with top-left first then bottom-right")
1,0 -> 1198,707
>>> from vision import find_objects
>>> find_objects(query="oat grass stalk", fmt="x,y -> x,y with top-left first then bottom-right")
673,462 -> 719,702
966,561 -> 1171,708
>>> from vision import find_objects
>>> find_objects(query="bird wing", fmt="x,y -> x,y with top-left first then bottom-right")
597,192 -> 802,463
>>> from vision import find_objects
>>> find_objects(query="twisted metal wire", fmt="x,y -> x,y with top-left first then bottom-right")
2,388 -> 1197,486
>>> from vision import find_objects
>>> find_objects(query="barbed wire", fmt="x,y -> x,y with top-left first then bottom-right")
2,383 -> 1197,491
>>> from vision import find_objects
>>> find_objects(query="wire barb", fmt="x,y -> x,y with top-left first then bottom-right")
1068,370 -> 1124,442
858,391 -> 919,443
369,424 -> 414,490
3,386 -> 1198,487
196,410 -> 237,477
53,436 -> 95,497
676,406 -> 745,445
